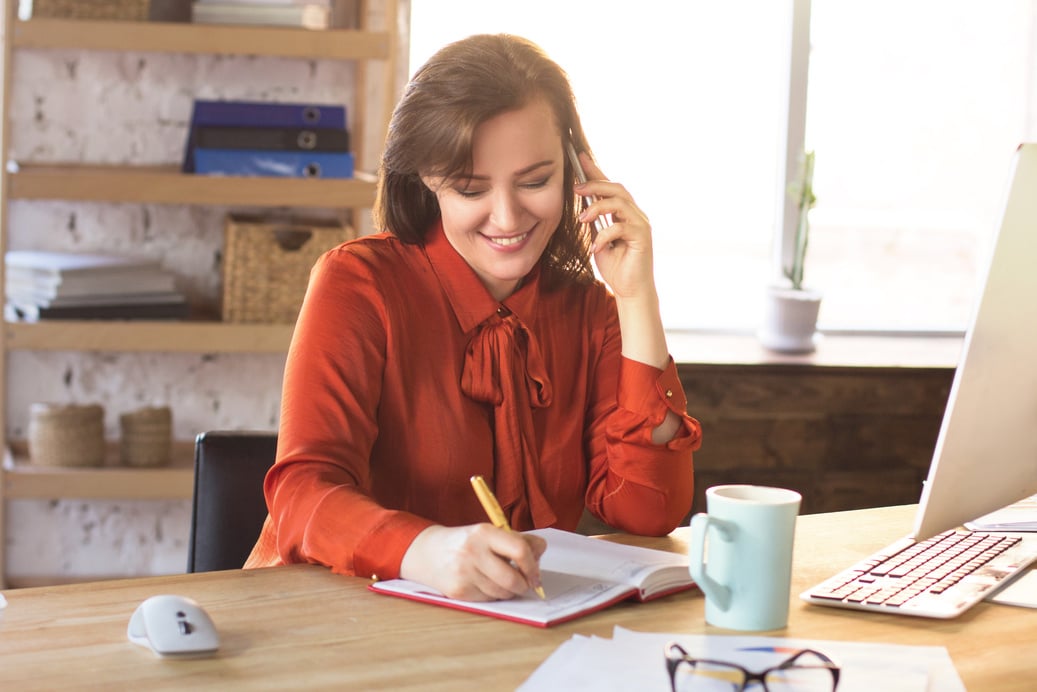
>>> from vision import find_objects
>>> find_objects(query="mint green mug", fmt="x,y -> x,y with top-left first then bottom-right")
688,485 -> 802,631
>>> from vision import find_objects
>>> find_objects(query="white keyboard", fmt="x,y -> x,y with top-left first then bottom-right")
801,529 -> 1037,618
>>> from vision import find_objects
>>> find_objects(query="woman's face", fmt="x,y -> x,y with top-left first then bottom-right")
424,100 -> 565,301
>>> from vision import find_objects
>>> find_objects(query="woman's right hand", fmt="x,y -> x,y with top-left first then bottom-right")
399,523 -> 547,601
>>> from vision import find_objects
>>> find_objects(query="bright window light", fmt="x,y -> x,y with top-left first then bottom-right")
408,1 -> 1037,333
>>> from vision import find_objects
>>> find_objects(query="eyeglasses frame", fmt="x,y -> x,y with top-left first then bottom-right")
665,641 -> 842,692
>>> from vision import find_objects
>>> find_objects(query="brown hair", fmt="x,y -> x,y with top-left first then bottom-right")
373,33 -> 594,286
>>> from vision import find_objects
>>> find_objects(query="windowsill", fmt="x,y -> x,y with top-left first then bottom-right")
666,330 -> 963,369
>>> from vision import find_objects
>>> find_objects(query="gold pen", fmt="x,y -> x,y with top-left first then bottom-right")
470,475 -> 547,600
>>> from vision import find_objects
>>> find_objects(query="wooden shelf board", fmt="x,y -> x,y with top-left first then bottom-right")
12,18 -> 390,60
7,164 -> 377,207
5,320 -> 294,353
2,441 -> 194,500
3,465 -> 194,500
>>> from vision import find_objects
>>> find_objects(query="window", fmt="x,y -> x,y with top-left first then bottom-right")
408,1 -> 1037,333
806,0 -> 1036,332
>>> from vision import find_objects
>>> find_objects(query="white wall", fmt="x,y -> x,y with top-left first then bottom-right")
4,47 -> 354,582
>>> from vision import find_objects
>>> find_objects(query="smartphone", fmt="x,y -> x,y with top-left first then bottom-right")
565,141 -> 612,236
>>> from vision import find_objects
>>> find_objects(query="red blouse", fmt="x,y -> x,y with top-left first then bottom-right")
245,222 -> 702,580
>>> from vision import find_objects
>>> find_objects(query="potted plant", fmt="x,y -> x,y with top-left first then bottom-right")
758,150 -> 822,353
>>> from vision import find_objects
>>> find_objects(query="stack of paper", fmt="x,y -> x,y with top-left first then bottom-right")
965,493 -> 1037,532
191,0 -> 332,29
520,627 -> 964,691
5,251 -> 188,321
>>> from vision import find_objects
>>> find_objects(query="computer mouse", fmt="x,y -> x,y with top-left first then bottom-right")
127,594 -> 219,656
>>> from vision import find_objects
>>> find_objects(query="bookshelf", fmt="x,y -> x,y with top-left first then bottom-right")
8,164 -> 378,206
0,0 -> 398,587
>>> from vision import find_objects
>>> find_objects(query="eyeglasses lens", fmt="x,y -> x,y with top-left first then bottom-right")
673,659 -> 836,692
764,666 -> 837,692
672,660 -> 745,691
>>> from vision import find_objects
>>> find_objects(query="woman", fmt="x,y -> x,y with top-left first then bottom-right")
245,34 -> 702,602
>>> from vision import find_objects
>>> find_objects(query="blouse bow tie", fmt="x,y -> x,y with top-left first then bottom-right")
461,309 -> 557,529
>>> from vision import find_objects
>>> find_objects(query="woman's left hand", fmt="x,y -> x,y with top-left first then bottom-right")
575,153 -> 657,301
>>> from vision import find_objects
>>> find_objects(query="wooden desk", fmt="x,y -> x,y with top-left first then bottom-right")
1,505 -> 1033,690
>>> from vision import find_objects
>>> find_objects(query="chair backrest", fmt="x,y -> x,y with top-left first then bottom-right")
187,430 -> 277,573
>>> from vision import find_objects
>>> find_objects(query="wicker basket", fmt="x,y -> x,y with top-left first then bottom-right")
120,406 -> 172,467
25,0 -> 150,20
28,403 -> 106,467
222,215 -> 354,324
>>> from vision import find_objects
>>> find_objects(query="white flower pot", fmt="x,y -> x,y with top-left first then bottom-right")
758,286 -> 822,353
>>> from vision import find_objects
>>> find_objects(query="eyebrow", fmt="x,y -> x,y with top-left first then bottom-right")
462,159 -> 556,182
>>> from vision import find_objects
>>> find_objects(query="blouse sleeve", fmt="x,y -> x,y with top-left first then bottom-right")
256,248 -> 432,580
582,300 -> 703,536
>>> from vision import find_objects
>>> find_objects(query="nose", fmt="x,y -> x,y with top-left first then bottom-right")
489,188 -> 521,232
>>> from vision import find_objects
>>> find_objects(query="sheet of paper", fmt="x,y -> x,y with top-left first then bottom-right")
529,527 -> 689,585
965,493 -> 1037,531
519,626 -> 964,692
988,569 -> 1037,608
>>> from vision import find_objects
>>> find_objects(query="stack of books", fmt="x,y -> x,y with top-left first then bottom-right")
191,0 -> 331,30
182,99 -> 353,179
5,251 -> 189,321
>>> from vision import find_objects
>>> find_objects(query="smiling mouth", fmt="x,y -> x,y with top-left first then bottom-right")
487,231 -> 530,247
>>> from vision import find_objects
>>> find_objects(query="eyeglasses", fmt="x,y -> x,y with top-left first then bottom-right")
665,642 -> 841,692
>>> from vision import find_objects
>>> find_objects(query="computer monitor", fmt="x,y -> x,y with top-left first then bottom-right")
913,142 -> 1037,539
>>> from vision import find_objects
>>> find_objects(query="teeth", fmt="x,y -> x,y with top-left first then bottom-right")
489,233 -> 528,247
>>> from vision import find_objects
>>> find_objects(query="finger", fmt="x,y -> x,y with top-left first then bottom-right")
486,530 -> 544,597
525,534 -> 548,560
578,151 -> 608,182
462,524 -> 542,598
461,549 -> 534,600
579,198 -> 622,227
590,224 -> 625,254
470,562 -> 526,601
510,534 -> 546,594
576,180 -> 630,209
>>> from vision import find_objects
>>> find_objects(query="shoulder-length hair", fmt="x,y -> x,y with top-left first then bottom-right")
373,33 -> 594,287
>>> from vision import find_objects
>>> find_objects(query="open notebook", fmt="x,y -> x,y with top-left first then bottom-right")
368,528 -> 695,627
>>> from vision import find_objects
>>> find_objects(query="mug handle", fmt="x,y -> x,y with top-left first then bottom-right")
688,513 -> 734,611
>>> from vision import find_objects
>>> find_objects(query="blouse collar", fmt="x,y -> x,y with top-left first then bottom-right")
424,220 -> 542,334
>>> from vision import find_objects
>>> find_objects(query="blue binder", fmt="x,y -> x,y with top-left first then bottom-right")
193,149 -> 355,179
183,100 -> 349,173
190,100 -> 346,129
194,126 -> 350,152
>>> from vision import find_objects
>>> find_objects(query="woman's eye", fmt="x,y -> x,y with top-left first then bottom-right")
455,188 -> 485,199
521,178 -> 550,190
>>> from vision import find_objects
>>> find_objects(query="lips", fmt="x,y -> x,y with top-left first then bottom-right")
485,231 -> 531,248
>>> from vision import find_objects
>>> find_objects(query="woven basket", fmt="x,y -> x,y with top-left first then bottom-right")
222,215 -> 354,324
120,406 -> 172,467
28,403 -> 106,467
26,0 -> 150,20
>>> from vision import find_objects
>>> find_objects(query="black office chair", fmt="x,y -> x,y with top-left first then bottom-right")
187,430 -> 278,573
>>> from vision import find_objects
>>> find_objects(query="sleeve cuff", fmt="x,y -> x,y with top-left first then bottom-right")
616,356 -> 689,420
350,512 -> 434,582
